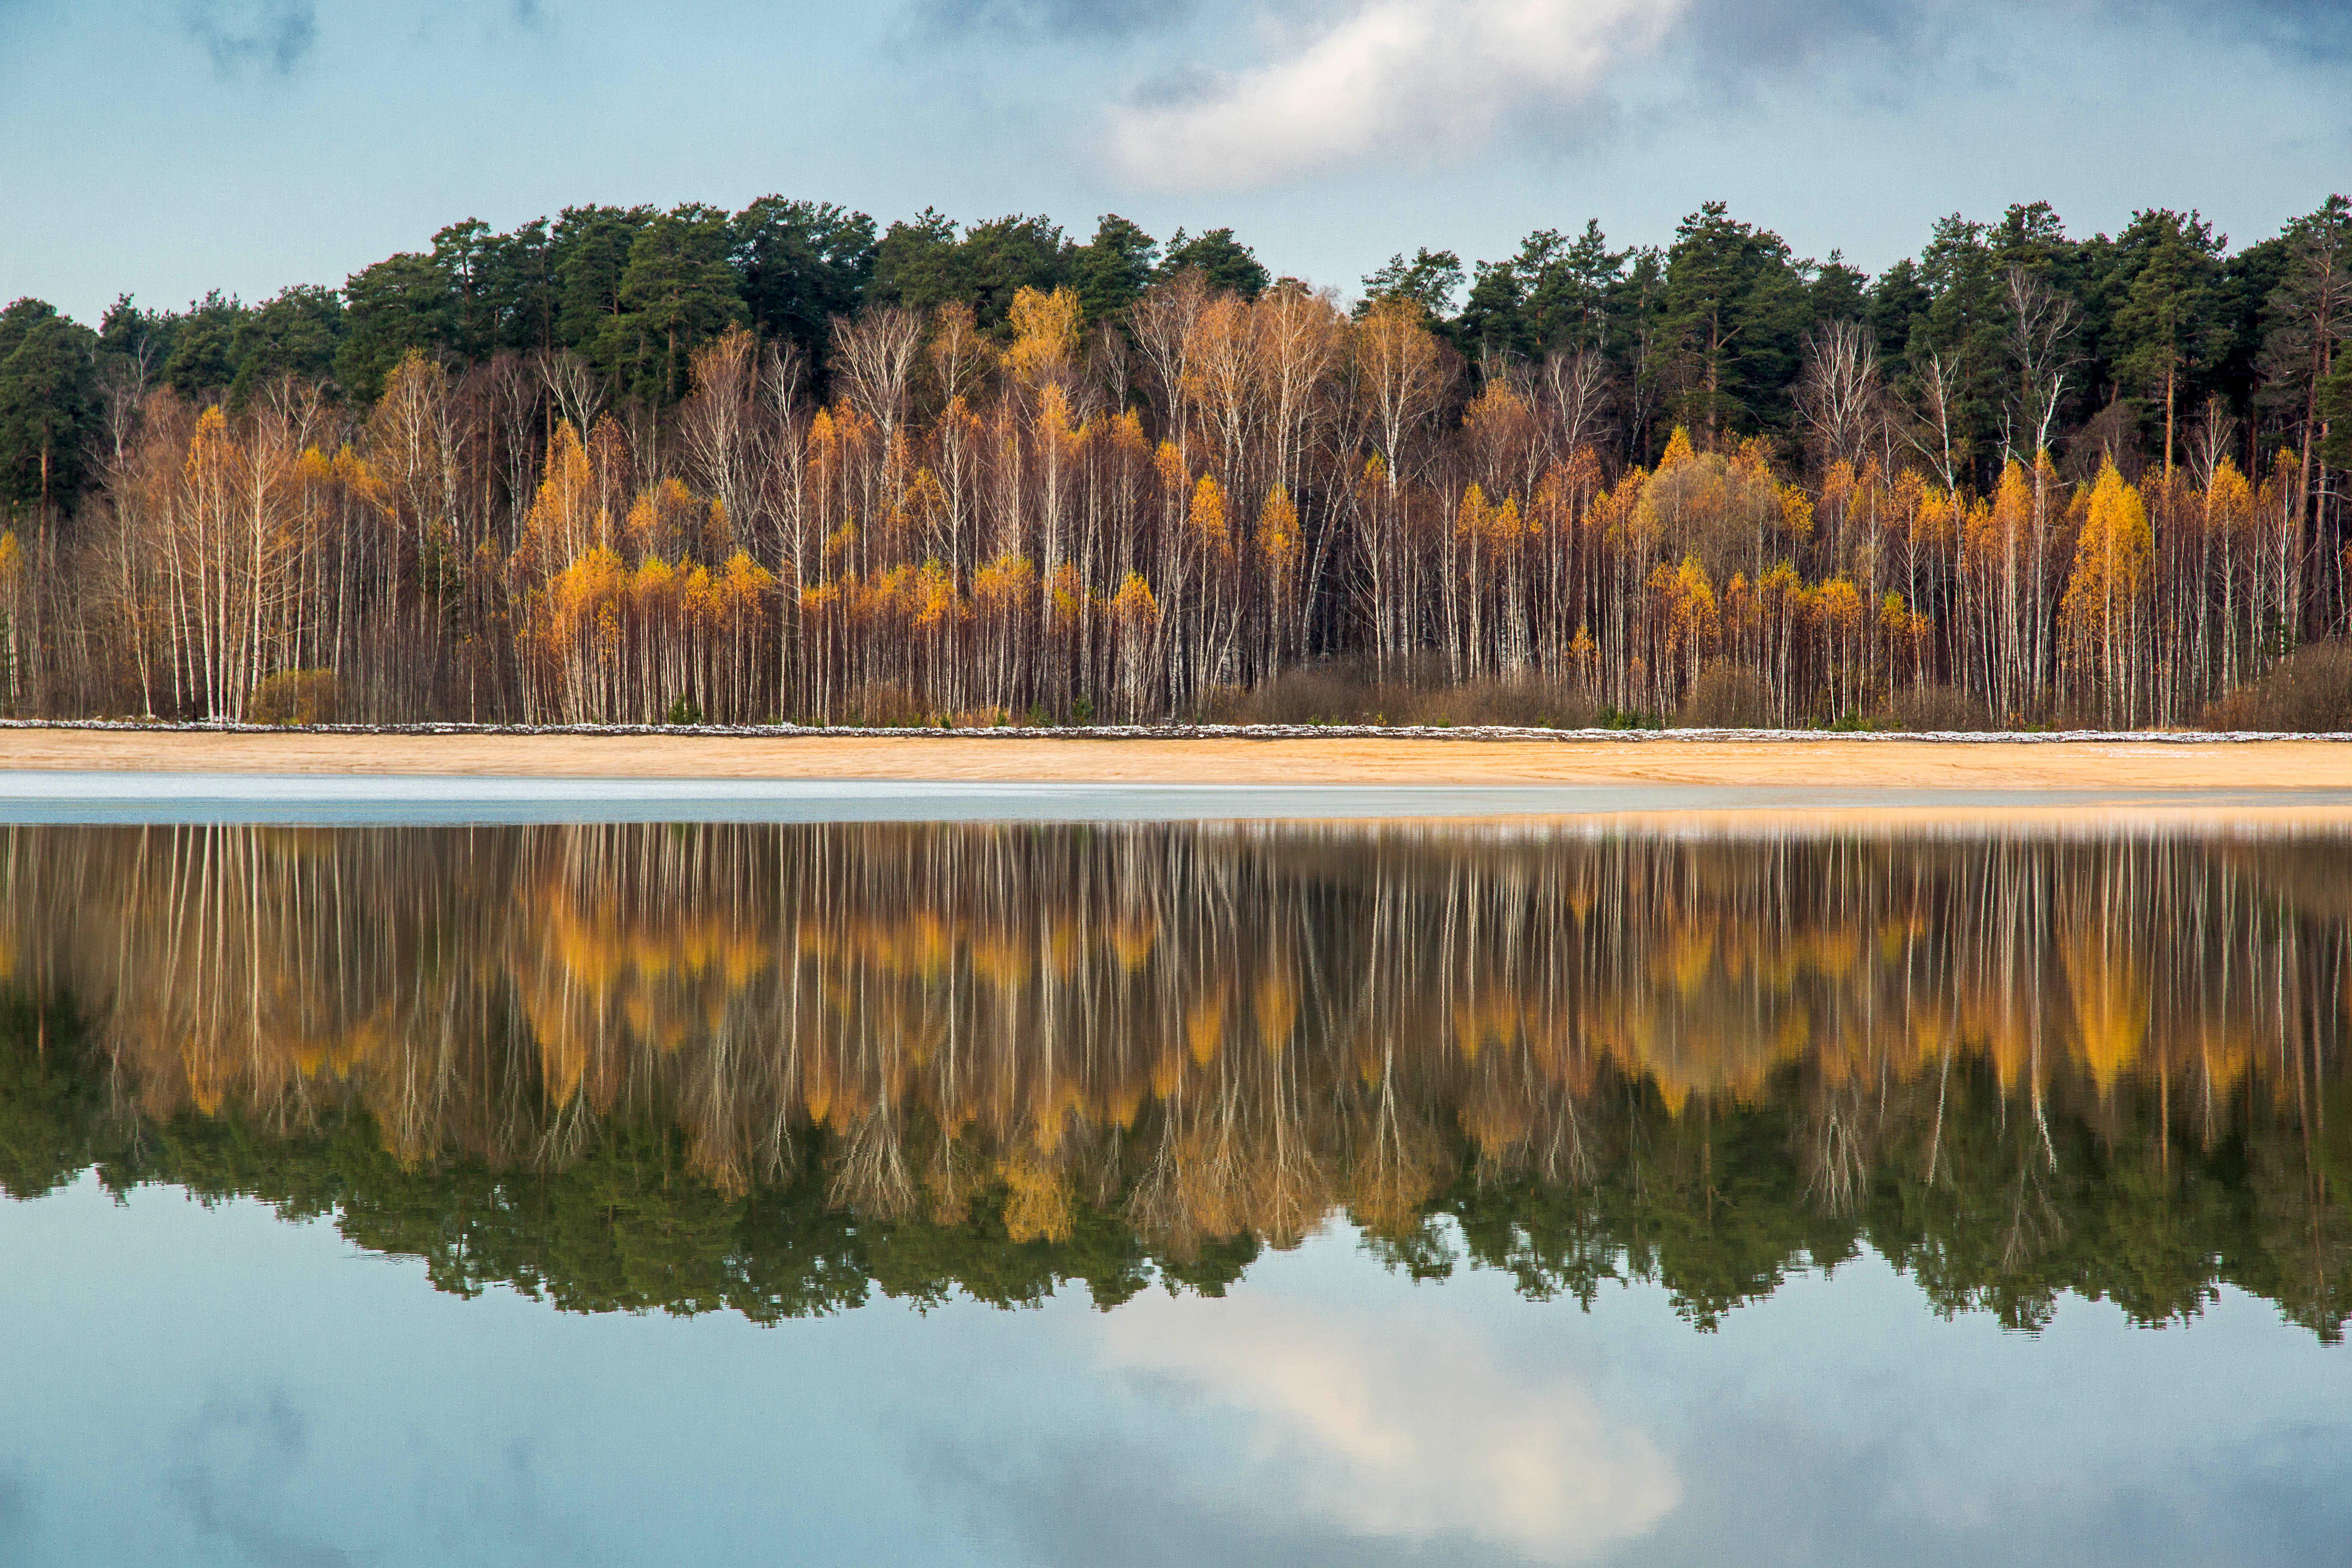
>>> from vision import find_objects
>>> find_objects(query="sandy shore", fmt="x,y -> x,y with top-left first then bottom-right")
2,728 -> 2347,790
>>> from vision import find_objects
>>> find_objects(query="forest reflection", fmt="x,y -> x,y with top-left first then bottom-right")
0,821 -> 2345,1337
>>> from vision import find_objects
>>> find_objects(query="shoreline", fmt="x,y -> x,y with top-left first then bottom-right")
5,717 -> 2349,744
3,726 -> 2350,792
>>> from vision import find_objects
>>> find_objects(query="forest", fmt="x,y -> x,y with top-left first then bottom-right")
0,821 -> 2344,1335
1,194 -> 2349,727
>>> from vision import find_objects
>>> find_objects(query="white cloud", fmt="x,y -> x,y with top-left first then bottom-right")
1096,1292 -> 1679,1561
1107,0 -> 1694,188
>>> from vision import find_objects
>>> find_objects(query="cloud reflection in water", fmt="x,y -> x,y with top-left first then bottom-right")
1097,1289 -> 1676,1563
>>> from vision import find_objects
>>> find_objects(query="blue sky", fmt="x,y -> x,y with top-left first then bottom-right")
3,0 -> 2349,323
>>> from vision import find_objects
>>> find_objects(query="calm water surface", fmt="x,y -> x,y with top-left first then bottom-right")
0,820 -> 2347,1566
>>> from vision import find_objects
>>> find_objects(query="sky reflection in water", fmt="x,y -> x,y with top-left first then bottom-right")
0,819 -> 2345,1566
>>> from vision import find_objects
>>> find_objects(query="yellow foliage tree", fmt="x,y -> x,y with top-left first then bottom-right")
1007,286 -> 1083,387
2060,462 -> 2154,722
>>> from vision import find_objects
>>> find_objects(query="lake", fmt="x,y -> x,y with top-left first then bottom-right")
0,815 -> 2345,1566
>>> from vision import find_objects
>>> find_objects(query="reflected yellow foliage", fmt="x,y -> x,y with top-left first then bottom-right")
2,822 -> 2343,1256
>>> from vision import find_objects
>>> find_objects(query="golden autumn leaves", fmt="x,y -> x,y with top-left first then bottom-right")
8,824 -> 2332,1252
66,270 -> 2329,728
520,419 -> 779,723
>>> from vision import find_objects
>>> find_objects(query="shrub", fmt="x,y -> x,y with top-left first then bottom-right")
245,669 -> 337,726
2202,641 -> 2352,732
1673,663 -> 1773,728
666,694 -> 704,726
1204,664 -> 1374,724
1206,657 -> 1599,728
1884,684 -> 1991,732
1406,677 -> 1598,728
841,683 -> 927,728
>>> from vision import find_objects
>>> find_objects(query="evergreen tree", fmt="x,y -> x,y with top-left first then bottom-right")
731,196 -> 877,365
227,285 -> 345,405
2257,196 -> 2352,484
0,300 -> 97,513
617,204 -> 743,404
1866,256 -> 1929,367
95,294 -> 173,386
336,254 -> 452,403
872,211 -> 1070,329
2111,209 -> 2227,473
1905,215 -> 2010,483
1456,222 -> 1630,366
1659,202 -> 1809,440
1159,227 -> 1269,299
1809,250 -> 1870,325
159,290 -> 249,399
431,218 -> 503,363
487,217 -> 558,356
1357,248 -> 1463,323
1069,214 -> 1158,326
551,203 -> 656,389
953,214 -> 1072,327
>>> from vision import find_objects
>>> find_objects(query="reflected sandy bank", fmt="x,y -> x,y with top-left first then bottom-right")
0,820 -> 2344,1336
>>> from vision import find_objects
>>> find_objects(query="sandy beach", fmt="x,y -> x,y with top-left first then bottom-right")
1,727 -> 2347,791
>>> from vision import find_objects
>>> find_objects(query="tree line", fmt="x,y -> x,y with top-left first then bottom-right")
1,821 -> 2343,1332
1,194 -> 2348,725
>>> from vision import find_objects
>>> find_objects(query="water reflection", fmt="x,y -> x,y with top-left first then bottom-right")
1097,1292 -> 1678,1561
0,822 -> 2345,1336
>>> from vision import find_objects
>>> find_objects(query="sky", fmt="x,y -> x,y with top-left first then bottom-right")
2,0 -> 2349,324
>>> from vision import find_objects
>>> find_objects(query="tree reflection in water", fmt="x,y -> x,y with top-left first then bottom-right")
0,821 -> 2343,1336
